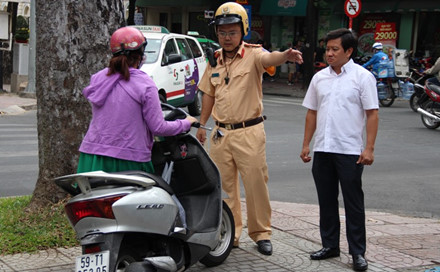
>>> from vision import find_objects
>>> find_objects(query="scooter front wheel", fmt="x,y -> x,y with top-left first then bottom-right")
199,201 -> 235,267
421,101 -> 440,129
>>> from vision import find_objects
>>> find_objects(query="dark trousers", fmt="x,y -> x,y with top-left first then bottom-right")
312,152 -> 366,255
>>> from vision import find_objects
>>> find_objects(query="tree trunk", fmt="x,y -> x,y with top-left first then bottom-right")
29,0 -> 125,209
303,0 -> 318,89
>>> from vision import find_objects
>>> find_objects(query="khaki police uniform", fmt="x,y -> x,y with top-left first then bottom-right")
198,42 -> 272,245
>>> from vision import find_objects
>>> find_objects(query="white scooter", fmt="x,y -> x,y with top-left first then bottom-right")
55,104 -> 234,272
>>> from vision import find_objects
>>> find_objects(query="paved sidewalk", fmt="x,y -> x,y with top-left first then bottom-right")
0,85 -> 37,115
0,201 -> 439,272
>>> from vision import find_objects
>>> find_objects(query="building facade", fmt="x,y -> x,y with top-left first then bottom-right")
132,0 -> 440,60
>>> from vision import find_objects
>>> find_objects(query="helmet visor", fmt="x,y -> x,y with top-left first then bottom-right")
214,14 -> 242,26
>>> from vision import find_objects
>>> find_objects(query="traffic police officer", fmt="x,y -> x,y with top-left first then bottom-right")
196,2 -> 303,256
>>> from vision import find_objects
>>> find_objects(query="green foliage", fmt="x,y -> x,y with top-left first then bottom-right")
0,195 -> 78,255
15,15 -> 29,42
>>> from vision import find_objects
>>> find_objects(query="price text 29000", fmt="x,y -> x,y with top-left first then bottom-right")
375,32 -> 398,40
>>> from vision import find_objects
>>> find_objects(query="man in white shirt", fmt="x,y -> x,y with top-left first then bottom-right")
300,28 -> 379,272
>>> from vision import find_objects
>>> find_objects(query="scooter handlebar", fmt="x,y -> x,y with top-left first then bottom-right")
191,122 -> 212,131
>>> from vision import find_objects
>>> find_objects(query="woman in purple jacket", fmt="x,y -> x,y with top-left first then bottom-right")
77,26 -> 197,173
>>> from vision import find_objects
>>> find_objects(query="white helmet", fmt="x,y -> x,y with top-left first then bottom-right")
372,42 -> 383,50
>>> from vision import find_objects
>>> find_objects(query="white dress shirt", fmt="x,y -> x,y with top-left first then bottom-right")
302,59 -> 378,155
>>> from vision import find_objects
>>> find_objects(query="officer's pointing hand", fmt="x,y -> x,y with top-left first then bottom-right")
286,48 -> 303,64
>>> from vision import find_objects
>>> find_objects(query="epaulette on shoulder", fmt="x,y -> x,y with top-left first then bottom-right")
244,42 -> 262,48
214,50 -> 220,59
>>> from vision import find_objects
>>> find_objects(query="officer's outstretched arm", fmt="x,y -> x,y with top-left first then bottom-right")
262,48 -> 303,68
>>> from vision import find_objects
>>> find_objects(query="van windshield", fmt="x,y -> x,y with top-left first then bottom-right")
144,38 -> 161,64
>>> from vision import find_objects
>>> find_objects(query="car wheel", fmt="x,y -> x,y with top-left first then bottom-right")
188,90 -> 202,116
159,92 -> 167,103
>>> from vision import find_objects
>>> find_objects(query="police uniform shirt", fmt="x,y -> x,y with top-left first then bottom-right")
198,42 -> 269,124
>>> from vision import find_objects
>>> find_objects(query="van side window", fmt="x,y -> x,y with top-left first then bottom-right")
186,38 -> 203,58
176,38 -> 193,61
162,39 -> 178,66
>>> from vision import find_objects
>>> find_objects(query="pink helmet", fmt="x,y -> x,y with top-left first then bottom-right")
110,26 -> 147,55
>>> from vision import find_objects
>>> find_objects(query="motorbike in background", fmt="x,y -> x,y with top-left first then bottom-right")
314,61 -> 327,73
354,55 -> 371,66
376,49 -> 414,107
409,55 -> 433,73
417,82 -> 440,129
54,104 -> 235,272
407,68 -> 433,112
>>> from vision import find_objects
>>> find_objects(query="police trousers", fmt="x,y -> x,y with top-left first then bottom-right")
209,122 -> 272,244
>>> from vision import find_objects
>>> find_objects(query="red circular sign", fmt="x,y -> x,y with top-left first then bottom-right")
344,0 -> 362,18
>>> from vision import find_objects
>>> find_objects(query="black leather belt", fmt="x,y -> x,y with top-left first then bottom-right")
216,116 -> 266,130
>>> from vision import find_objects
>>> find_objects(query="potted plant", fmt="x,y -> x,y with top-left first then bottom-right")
14,15 -> 29,43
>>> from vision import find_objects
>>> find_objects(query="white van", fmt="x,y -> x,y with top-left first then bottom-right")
134,26 -> 207,116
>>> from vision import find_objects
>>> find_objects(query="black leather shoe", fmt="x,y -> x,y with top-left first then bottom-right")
352,254 -> 368,271
310,247 -> 340,260
257,240 -> 272,256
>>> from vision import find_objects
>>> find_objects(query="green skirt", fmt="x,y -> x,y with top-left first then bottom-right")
77,152 -> 155,174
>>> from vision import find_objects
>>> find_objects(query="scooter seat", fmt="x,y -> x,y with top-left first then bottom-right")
427,83 -> 440,95
117,170 -> 174,195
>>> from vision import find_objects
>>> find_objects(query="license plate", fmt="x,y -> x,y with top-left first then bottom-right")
75,250 -> 110,272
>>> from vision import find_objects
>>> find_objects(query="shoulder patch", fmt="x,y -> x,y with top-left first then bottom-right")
244,42 -> 262,48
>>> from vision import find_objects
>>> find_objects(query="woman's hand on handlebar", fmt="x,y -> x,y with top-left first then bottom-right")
185,115 -> 198,124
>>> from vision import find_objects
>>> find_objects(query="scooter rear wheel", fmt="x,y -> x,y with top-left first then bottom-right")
379,84 -> 395,107
409,93 -> 420,112
199,201 -> 235,267
116,251 -> 137,272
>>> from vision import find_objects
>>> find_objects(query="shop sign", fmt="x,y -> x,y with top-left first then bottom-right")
359,14 -> 386,36
358,14 -> 398,55
375,23 -> 397,43
251,15 -> 264,40
259,0 -> 307,16
278,0 -> 298,9
375,22 -> 397,49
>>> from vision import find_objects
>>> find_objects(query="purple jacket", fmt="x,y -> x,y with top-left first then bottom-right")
79,67 -> 191,162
